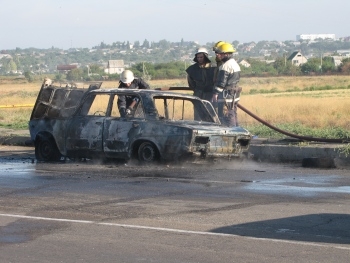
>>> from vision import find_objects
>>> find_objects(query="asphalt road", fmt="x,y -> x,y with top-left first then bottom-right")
0,146 -> 349,263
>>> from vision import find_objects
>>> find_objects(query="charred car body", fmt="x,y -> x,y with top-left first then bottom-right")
29,79 -> 251,163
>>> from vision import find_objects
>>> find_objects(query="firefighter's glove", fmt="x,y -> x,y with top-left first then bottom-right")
126,107 -> 132,115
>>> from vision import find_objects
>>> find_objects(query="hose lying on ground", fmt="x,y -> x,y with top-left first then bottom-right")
237,104 -> 350,144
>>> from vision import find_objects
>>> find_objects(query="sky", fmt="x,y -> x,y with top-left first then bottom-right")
1,0 -> 349,50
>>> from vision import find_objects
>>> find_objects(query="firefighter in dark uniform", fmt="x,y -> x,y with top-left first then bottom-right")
212,43 -> 241,127
117,70 -> 150,117
185,47 -> 215,102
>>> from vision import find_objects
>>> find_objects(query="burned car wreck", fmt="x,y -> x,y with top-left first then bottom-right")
29,78 -> 251,163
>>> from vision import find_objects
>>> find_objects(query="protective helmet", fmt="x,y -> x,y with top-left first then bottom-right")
216,43 -> 236,54
120,70 -> 134,83
212,41 -> 226,51
193,47 -> 211,63
195,47 -> 208,55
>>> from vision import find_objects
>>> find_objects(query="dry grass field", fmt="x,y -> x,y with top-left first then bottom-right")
239,76 -> 350,132
0,75 -> 349,138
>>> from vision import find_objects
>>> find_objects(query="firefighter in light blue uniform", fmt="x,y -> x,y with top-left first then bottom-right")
212,43 -> 241,127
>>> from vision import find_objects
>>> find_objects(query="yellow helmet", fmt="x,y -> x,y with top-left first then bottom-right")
212,41 -> 226,51
216,43 -> 236,54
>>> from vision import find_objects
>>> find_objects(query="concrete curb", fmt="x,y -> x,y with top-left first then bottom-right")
0,135 -> 33,146
249,138 -> 350,169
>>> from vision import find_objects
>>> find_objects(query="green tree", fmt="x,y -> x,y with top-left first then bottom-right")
180,38 -> 184,47
158,39 -> 171,49
273,57 -> 288,74
134,41 -> 140,48
99,41 -> 107,49
142,39 -> 150,48
54,73 -> 65,81
321,56 -> 336,73
24,71 -> 34,82
89,64 -> 104,75
245,58 -> 277,76
339,58 -> 350,74
66,68 -> 83,81
1,58 -> 18,73
231,40 -> 239,49
300,58 -> 321,73
8,59 -> 17,72
273,57 -> 301,75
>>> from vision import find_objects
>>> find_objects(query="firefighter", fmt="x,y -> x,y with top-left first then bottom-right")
212,41 -> 226,71
212,43 -> 241,127
117,70 -> 150,117
185,47 -> 215,102
212,41 -> 227,118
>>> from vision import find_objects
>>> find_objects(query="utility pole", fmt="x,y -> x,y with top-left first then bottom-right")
142,62 -> 150,81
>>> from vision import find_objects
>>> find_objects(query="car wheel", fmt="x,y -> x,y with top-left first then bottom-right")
137,142 -> 158,163
35,136 -> 61,162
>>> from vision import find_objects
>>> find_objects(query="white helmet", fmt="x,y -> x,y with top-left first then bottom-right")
195,47 -> 208,55
120,70 -> 134,83
194,47 -> 211,63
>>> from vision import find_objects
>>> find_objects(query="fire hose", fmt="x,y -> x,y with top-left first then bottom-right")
156,87 -> 349,144
237,103 -> 349,143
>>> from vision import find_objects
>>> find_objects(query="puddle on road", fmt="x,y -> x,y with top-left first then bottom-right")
244,176 -> 350,196
0,162 -> 36,178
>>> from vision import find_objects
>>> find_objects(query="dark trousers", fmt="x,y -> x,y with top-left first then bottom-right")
217,91 -> 238,127
193,90 -> 213,101
222,105 -> 238,127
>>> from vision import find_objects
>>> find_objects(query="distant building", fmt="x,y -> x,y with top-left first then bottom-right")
0,54 -> 12,59
57,64 -> 78,71
296,34 -> 336,41
238,59 -> 251,68
288,51 -> 308,66
337,50 -> 350,56
104,60 -> 125,74
331,56 -> 343,67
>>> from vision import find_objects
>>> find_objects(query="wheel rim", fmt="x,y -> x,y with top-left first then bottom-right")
139,143 -> 156,162
39,140 -> 54,159
36,137 -> 60,161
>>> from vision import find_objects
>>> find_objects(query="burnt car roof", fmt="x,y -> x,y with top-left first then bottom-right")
91,88 -> 197,98
30,79 -> 203,120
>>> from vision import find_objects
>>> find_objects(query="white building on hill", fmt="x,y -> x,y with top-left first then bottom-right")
296,34 -> 336,41
104,60 -> 125,74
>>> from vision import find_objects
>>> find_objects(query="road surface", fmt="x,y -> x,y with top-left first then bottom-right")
0,146 -> 349,262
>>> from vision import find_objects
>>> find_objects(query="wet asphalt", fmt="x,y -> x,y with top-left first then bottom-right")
0,146 -> 349,262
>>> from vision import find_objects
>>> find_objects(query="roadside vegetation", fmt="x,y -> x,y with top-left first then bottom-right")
16,57 -> 350,83
0,75 -> 350,141
2,39 -> 350,78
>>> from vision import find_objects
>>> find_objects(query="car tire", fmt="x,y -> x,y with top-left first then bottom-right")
35,136 -> 61,162
137,142 -> 158,163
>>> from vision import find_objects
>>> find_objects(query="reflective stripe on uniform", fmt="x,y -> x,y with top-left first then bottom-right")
215,87 -> 223,93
